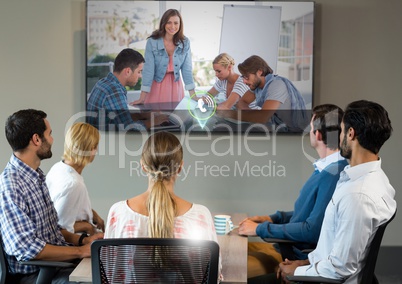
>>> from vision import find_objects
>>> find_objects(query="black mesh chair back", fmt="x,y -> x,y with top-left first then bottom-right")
0,237 -> 8,284
91,238 -> 220,284
359,209 -> 397,284
0,234 -> 75,284
286,208 -> 397,284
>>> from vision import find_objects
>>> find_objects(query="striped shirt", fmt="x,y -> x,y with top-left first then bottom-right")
213,75 -> 249,99
0,155 -> 69,275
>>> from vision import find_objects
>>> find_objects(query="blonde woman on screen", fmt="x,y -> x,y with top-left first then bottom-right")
195,53 -> 252,110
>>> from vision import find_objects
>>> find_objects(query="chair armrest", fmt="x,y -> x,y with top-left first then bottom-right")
262,238 -> 296,243
20,260 -> 75,268
301,248 -> 314,253
286,275 -> 344,283
19,260 -> 76,284
263,238 -> 300,260
263,238 -> 314,253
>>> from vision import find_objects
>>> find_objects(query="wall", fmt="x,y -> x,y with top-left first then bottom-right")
0,0 -> 401,246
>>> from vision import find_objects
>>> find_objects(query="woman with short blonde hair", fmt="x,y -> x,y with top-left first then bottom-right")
63,122 -> 100,167
196,52 -> 252,110
47,122 -> 104,235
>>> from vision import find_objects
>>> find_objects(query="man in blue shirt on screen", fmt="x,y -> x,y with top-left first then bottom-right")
238,104 -> 348,279
87,48 -> 167,131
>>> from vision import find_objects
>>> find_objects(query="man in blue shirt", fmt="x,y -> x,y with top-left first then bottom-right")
239,104 -> 348,279
87,48 -> 167,131
277,100 -> 395,283
0,109 -> 103,283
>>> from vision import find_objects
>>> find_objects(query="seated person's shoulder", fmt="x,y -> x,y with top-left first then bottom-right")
269,77 -> 287,89
1,167 -> 30,192
47,168 -> 81,193
321,159 -> 348,176
191,203 -> 213,216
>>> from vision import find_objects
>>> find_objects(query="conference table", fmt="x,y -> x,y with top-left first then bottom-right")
126,97 -> 286,133
69,213 -> 248,283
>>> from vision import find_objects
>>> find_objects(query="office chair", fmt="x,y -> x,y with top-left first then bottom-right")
0,235 -> 75,284
286,209 -> 397,284
91,238 -> 220,284
262,237 -> 314,261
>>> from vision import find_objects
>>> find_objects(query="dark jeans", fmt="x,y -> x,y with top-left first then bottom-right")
11,267 -> 76,284
248,273 -> 282,284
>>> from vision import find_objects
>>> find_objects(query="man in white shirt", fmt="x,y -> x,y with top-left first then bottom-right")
277,100 -> 396,283
242,104 -> 348,280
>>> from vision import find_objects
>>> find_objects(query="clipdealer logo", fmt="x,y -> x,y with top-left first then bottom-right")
66,111 -> 288,173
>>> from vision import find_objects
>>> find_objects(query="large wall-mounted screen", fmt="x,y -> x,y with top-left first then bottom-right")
86,1 -> 314,134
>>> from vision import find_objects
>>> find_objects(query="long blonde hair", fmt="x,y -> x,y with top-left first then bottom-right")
142,131 -> 183,238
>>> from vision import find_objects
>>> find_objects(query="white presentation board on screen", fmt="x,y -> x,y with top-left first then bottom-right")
219,4 -> 281,73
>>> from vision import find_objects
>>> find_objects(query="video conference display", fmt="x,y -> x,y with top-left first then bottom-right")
86,1 -> 314,134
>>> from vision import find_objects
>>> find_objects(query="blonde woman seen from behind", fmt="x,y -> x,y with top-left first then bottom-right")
105,131 -> 216,240
47,122 -> 104,235
105,131 -> 221,281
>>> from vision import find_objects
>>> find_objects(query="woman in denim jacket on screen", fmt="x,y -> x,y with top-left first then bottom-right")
131,9 -> 195,105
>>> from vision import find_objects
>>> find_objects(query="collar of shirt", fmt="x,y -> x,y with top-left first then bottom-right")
252,74 -> 275,95
156,37 -> 184,51
313,151 -> 345,172
10,154 -> 46,185
262,74 -> 275,91
107,72 -> 126,90
339,158 -> 382,183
